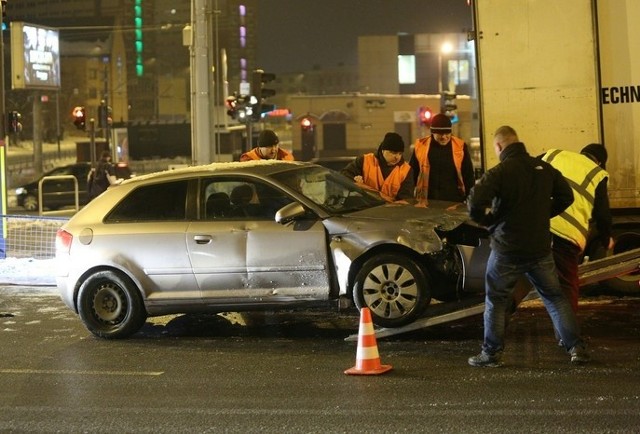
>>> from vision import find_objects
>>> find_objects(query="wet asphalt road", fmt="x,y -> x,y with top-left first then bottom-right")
1,286 -> 639,433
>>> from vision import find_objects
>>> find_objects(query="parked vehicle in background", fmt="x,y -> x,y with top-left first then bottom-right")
473,0 -> 640,293
55,160 -> 491,339
15,162 -> 132,211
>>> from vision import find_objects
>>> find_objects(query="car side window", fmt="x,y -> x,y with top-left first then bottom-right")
106,180 -> 188,222
201,178 -> 293,220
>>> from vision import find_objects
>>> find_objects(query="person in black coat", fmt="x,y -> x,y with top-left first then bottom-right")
466,125 -> 589,367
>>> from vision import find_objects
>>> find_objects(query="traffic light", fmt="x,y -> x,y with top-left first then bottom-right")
441,91 -> 458,119
7,111 -> 22,133
418,106 -> 433,126
300,117 -> 316,161
98,103 -> 113,128
302,117 -> 315,130
226,94 -> 253,123
225,95 -> 238,119
72,106 -> 86,130
251,69 -> 276,121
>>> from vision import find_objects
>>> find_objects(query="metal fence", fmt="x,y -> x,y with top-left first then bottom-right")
1,214 -> 69,259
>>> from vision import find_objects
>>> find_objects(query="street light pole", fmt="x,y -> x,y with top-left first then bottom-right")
0,0 -> 7,258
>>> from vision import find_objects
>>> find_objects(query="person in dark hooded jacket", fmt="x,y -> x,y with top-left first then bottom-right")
341,132 -> 415,202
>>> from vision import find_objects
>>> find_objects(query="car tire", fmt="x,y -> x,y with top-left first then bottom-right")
23,194 -> 38,212
353,253 -> 431,328
77,270 -> 147,339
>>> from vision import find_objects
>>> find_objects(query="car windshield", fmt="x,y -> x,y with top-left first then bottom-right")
271,165 -> 386,214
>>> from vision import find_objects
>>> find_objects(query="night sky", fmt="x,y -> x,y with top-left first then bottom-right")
257,0 -> 473,74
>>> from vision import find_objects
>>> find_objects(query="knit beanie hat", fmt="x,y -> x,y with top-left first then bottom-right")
379,132 -> 405,153
430,113 -> 452,133
258,129 -> 279,147
581,143 -> 607,169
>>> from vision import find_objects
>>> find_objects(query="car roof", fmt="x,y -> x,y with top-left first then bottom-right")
122,160 -> 309,185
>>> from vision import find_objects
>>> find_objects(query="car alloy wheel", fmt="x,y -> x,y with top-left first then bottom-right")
353,253 -> 430,328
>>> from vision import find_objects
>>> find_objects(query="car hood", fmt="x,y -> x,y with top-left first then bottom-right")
323,201 -> 471,255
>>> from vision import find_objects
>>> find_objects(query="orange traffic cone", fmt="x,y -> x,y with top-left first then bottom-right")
344,307 -> 393,375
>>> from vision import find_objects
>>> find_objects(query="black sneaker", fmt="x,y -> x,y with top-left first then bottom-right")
468,351 -> 502,367
569,346 -> 590,364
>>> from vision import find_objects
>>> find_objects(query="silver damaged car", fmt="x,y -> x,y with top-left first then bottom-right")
55,160 -> 488,338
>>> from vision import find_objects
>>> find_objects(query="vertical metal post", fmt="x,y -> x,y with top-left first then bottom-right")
0,1 -> 5,147
32,93 -> 42,175
212,0 -> 221,161
0,0 -> 7,258
56,89 -> 61,157
190,0 -> 212,165
89,118 -> 96,167
103,57 -> 110,149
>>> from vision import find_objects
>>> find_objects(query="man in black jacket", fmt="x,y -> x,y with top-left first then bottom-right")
466,125 -> 589,367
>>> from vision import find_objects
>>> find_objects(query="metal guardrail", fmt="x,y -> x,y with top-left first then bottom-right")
1,214 -> 70,259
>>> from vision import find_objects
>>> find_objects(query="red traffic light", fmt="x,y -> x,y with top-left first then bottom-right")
301,117 -> 312,129
418,106 -> 433,126
72,106 -> 86,130
72,106 -> 84,118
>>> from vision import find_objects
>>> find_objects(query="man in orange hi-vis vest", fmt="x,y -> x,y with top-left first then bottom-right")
240,129 -> 294,162
409,114 -> 475,206
341,132 -> 415,203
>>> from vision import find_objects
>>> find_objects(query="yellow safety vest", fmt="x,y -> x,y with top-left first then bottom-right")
542,149 -> 608,250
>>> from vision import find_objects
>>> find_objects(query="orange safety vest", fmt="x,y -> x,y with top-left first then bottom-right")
240,147 -> 294,162
413,135 -> 466,204
362,153 -> 411,202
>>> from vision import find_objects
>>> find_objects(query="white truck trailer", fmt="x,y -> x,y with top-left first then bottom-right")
473,0 -> 640,293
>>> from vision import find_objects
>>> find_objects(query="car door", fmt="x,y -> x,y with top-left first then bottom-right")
187,177 -> 331,303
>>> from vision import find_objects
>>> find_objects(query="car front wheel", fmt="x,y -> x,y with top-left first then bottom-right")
353,253 -> 430,328
77,270 -> 147,339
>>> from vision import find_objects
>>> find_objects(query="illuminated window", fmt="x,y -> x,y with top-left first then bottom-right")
447,59 -> 470,85
397,55 -> 416,85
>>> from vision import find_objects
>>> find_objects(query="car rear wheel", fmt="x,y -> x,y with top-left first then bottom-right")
23,194 -> 38,211
77,270 -> 147,339
353,253 -> 430,328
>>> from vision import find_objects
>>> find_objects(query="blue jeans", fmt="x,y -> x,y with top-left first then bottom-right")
482,250 -> 584,354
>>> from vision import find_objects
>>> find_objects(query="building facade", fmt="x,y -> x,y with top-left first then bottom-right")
5,0 -> 259,125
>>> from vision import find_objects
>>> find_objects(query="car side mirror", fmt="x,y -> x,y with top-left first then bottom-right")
275,202 -> 306,224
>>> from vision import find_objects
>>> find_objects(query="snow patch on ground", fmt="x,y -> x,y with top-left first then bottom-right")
0,257 -> 57,286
